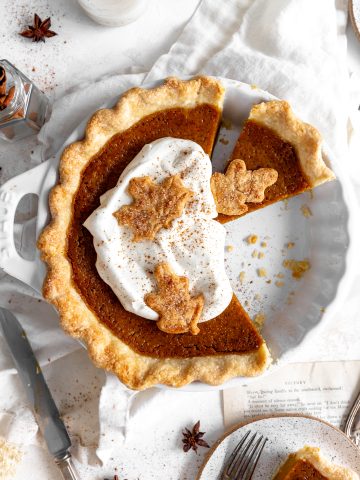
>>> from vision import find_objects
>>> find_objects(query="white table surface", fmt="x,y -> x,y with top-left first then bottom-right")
0,1 -> 360,479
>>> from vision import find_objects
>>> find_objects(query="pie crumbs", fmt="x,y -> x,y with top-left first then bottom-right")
301,204 -> 313,218
283,259 -> 310,279
247,234 -> 258,245
257,268 -> 267,278
253,312 -> 266,330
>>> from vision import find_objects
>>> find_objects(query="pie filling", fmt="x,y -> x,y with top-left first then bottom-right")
218,120 -> 310,223
67,104 -> 308,358
273,446 -> 359,480
68,104 -> 265,358
275,459 -> 328,480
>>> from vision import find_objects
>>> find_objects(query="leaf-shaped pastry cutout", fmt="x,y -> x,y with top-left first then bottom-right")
114,174 -> 193,242
145,263 -> 204,335
211,159 -> 278,215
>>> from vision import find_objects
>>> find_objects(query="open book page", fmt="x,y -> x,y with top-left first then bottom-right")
223,361 -> 360,429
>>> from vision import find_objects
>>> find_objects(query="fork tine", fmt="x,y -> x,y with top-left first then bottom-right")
224,430 -> 251,476
232,433 -> 258,479
235,434 -> 263,479
222,431 -> 267,480
241,436 -> 268,480
229,432 -> 257,477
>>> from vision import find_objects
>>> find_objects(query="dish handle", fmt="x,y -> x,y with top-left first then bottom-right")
0,160 -> 50,288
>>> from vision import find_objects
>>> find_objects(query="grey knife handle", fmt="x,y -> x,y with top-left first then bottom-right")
55,453 -> 81,480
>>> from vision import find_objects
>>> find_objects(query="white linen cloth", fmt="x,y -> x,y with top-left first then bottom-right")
1,0 -> 359,477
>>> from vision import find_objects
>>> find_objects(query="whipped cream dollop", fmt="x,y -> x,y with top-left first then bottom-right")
84,137 -> 232,322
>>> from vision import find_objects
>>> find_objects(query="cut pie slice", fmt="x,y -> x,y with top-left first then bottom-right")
218,100 -> 335,223
273,446 -> 359,480
38,76 -> 270,390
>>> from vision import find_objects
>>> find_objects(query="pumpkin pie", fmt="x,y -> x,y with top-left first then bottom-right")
273,446 -> 359,480
38,77 -> 335,390
38,76 -> 270,390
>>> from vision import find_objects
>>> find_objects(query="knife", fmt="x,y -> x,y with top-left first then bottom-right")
0,307 -> 80,480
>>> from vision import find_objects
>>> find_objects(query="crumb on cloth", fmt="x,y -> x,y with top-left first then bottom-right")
0,437 -> 22,480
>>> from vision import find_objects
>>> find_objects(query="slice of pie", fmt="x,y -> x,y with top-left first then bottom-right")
38,76 -> 270,390
273,446 -> 359,480
216,100 -> 335,223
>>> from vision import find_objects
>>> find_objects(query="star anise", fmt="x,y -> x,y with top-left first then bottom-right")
182,421 -> 210,453
19,14 -> 57,43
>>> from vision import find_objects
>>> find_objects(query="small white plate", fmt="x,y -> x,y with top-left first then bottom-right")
350,0 -> 360,43
198,415 -> 360,479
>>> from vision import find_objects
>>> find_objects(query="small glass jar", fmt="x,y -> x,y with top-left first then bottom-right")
0,60 -> 50,142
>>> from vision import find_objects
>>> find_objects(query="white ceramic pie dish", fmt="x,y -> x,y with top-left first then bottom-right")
0,77 -> 357,391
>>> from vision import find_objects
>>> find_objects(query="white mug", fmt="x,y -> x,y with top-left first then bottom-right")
77,0 -> 147,27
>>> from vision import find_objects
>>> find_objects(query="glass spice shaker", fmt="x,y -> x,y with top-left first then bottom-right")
0,59 -> 50,142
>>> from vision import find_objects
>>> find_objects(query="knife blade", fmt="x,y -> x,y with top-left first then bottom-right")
0,307 -> 80,480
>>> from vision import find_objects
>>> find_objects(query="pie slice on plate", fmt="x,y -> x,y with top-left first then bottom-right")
273,446 -> 359,480
38,76 -> 335,390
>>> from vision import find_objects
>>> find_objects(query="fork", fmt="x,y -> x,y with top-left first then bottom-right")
345,388 -> 360,447
221,431 -> 268,480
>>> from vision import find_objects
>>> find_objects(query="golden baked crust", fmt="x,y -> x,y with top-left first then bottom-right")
250,101 -> 335,187
274,446 -> 359,480
38,76 -> 270,390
